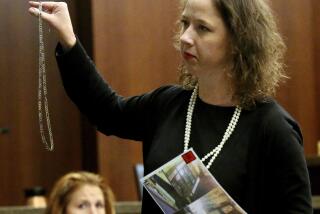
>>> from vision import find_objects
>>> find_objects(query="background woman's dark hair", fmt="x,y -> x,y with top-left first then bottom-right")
175,0 -> 287,109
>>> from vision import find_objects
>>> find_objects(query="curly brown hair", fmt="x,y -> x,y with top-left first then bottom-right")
46,171 -> 115,214
175,0 -> 287,109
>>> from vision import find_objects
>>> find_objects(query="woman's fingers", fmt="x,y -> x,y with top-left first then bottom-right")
28,1 -> 65,23
28,7 -> 51,22
29,1 -> 57,9
28,7 -> 38,17
28,6 -> 53,25
28,1 -> 76,49
29,1 -> 62,16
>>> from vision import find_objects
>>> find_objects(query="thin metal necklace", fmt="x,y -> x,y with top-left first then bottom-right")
183,85 -> 241,170
38,1 -> 54,151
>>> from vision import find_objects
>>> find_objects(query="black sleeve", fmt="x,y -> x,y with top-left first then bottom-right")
55,39 -> 172,141
263,110 -> 313,213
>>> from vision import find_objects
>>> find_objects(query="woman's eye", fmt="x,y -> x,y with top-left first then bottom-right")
198,25 -> 210,32
78,202 -> 89,209
96,202 -> 105,209
180,19 -> 189,29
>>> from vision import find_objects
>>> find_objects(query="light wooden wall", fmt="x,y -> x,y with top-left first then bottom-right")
311,0 -> 320,145
91,0 -> 181,200
271,0 -> 320,154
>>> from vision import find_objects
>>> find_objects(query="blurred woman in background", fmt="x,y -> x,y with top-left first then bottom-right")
46,171 -> 115,214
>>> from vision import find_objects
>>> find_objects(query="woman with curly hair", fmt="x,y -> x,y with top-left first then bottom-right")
46,171 -> 115,214
29,0 -> 312,213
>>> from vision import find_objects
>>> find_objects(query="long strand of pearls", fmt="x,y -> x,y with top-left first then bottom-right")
184,85 -> 241,170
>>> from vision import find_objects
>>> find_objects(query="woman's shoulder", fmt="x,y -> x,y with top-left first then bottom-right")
146,84 -> 189,105
253,99 -> 302,142
150,84 -> 186,96
255,100 -> 297,124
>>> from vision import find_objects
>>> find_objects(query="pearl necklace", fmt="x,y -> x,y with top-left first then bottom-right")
183,85 -> 241,170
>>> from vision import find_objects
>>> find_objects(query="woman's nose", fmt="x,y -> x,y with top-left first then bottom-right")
180,27 -> 194,46
89,207 -> 99,214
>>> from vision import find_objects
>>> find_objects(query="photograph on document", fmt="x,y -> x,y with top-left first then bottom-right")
141,149 -> 247,214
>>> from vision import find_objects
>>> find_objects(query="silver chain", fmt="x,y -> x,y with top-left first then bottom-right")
38,1 -> 54,151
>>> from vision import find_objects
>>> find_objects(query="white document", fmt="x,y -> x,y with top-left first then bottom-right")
141,149 -> 247,214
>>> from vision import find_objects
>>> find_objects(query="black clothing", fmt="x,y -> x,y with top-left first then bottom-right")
56,41 -> 313,213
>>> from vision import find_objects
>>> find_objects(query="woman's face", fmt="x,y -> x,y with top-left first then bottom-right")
180,0 -> 232,76
66,184 -> 106,214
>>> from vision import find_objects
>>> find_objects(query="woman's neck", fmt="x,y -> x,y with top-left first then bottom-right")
197,71 -> 237,107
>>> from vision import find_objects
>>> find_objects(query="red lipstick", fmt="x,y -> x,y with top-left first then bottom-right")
183,52 -> 196,60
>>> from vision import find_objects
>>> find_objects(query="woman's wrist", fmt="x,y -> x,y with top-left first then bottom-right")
60,33 -> 76,52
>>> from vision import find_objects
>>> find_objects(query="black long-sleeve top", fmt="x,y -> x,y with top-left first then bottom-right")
56,40 -> 312,214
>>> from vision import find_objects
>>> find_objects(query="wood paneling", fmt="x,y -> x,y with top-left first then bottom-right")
91,0 -> 180,200
311,0 -> 320,148
0,0 -> 82,205
270,0 -> 319,154
72,0 -> 99,173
